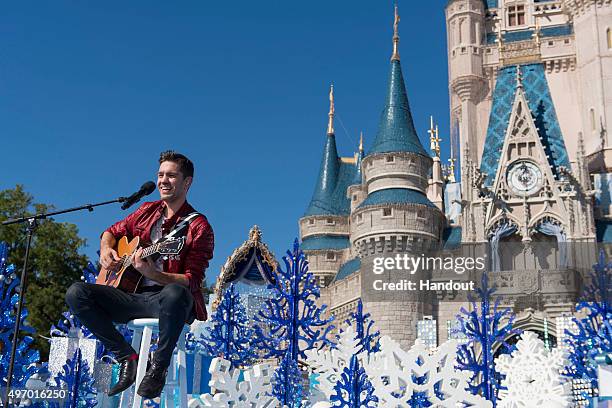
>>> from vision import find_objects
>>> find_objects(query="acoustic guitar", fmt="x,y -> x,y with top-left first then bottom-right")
95,236 -> 185,293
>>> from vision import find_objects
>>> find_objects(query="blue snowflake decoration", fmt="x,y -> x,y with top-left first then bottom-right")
329,354 -> 378,408
52,349 -> 97,408
456,272 -> 520,405
254,239 -> 335,406
271,353 -> 303,408
565,250 -> 612,389
196,283 -> 257,369
0,242 -> 41,389
344,299 -> 380,356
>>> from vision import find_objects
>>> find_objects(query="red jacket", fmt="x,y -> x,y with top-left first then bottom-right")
105,200 -> 214,321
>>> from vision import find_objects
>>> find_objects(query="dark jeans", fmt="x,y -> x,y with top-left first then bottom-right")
65,282 -> 195,368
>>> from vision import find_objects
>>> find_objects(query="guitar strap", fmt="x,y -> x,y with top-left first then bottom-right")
162,212 -> 201,241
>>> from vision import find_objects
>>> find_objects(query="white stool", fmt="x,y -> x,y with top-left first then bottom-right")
118,318 -> 188,408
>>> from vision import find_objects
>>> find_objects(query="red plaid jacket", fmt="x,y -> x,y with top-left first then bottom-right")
105,200 -> 214,321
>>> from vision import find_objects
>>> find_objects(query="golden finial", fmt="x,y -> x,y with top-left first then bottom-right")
359,131 -> 364,152
327,84 -> 335,135
428,116 -> 441,157
448,157 -> 456,183
391,3 -> 400,61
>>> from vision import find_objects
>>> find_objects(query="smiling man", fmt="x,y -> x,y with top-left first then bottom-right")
65,151 -> 214,399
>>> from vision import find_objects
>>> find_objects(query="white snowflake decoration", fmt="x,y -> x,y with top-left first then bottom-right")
495,331 -> 572,408
305,325 -> 361,400
189,357 -> 278,407
364,336 -> 492,407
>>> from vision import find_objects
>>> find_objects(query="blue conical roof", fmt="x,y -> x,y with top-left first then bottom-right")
367,60 -> 428,157
305,134 -> 347,216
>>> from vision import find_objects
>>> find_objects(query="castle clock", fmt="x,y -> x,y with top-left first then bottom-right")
507,161 -> 543,196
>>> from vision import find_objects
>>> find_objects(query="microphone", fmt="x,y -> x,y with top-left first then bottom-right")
121,181 -> 156,210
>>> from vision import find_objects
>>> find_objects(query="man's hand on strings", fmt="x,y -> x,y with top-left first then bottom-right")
100,247 -> 121,270
132,247 -> 161,280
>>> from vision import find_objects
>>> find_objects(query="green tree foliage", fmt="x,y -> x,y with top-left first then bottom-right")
0,185 -> 88,359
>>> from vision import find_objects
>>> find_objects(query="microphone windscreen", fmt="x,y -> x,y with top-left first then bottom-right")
141,181 -> 156,195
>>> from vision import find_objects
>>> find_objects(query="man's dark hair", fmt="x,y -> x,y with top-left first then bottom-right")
159,150 -> 194,178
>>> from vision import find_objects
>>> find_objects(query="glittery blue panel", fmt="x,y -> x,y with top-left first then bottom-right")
357,188 -> 437,209
367,60 -> 429,157
485,24 -> 573,45
504,29 -> 534,42
334,257 -> 361,281
596,220 -> 612,243
541,24 -> 573,37
480,63 -> 570,185
301,235 -> 350,251
305,134 -> 357,217
443,226 -> 462,250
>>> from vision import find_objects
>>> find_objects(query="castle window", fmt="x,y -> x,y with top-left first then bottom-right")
590,108 -> 597,131
356,213 -> 363,223
326,252 -> 336,261
382,208 -> 393,217
308,219 -> 315,225
564,39 -> 570,44
608,28 -> 612,49
507,5 -> 525,27
325,218 -> 336,226
353,194 -> 357,201
417,210 -> 426,219
386,155 -> 395,163
548,41 -> 554,47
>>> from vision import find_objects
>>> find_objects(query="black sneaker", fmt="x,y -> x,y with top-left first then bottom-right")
108,358 -> 138,396
136,361 -> 168,399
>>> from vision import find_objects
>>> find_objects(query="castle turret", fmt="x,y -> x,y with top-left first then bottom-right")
563,0 -> 612,167
352,5 -> 446,349
300,85 -> 357,287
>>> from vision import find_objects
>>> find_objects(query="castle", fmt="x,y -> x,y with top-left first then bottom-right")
298,0 -> 612,349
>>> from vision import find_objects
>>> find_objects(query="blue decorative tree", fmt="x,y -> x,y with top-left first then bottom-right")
196,282 -> 257,369
272,353 -> 304,408
565,250 -> 612,389
254,239 -> 335,407
329,354 -> 378,408
51,349 -> 97,408
0,242 -> 41,390
455,272 -> 519,405
344,300 -> 380,355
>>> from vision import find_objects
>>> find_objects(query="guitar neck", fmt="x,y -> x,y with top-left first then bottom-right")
141,243 -> 159,259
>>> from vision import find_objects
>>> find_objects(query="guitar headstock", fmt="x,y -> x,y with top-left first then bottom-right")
156,237 -> 185,255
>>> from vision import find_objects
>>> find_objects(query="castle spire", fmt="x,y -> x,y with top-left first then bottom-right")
391,3 -> 401,61
327,84 -> 335,135
359,131 -> 364,153
516,65 -> 523,90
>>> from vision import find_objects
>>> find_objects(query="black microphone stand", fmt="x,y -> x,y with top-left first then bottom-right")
1,196 -> 128,408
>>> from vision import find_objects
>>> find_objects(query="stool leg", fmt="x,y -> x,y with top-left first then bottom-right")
163,353 -> 176,407
120,328 -> 143,408
132,326 -> 153,408
178,335 -> 188,408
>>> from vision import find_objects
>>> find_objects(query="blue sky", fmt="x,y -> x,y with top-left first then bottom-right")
1,1 -> 452,285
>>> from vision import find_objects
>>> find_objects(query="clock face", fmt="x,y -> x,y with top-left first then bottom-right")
507,161 -> 543,196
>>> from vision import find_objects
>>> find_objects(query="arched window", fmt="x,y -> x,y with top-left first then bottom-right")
590,108 -> 597,132
607,27 -> 612,49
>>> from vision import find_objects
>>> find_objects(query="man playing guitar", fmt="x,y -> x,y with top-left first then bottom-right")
65,151 -> 214,399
